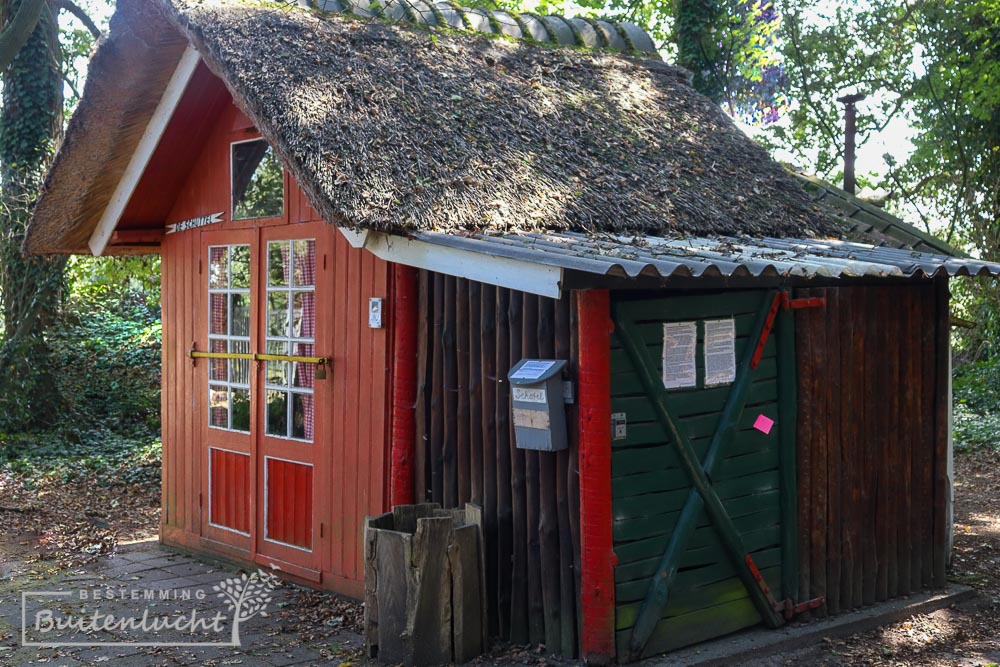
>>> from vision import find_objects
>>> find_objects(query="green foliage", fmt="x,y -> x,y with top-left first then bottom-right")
0,0 -> 69,432
759,0 -> 918,177
675,0 -> 784,121
0,429 -> 161,488
48,292 -> 161,432
953,356 -> 1000,451
66,255 -> 161,306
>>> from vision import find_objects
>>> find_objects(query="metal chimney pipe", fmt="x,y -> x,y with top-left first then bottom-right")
837,93 -> 866,194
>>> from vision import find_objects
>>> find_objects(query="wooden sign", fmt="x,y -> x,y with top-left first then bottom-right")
165,212 -> 224,235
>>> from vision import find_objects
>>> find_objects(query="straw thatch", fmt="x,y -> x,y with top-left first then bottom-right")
26,0 -> 839,255
26,0 -> 188,254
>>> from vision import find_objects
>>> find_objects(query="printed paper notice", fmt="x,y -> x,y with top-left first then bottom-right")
662,322 -> 697,389
704,318 -> 736,386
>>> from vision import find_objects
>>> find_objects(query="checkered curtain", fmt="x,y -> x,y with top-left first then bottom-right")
210,248 -> 228,428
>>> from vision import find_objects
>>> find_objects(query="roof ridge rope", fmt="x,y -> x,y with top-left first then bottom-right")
302,0 -> 658,54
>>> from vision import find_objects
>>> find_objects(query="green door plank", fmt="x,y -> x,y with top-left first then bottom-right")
616,565 -> 783,630
616,597 -> 761,658
615,524 -> 783,584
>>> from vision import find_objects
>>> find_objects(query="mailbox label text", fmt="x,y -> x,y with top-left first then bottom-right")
513,387 -> 547,404
513,408 -> 550,430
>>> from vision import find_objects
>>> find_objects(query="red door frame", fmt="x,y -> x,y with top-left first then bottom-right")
577,289 -> 616,664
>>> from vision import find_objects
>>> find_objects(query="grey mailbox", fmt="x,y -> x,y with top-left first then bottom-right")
507,359 -> 568,452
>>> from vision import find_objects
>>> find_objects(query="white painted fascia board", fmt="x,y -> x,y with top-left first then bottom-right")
338,227 -> 369,249
88,46 -> 201,256
338,228 -> 563,299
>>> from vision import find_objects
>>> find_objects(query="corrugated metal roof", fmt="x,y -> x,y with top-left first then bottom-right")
790,171 -> 963,257
414,231 -> 1000,281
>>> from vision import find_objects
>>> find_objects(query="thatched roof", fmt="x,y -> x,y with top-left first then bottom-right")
26,0 -> 188,254
26,0 -> 840,255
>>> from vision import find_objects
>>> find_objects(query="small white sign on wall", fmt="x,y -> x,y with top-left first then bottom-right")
662,321 -> 697,389
165,212 -> 224,235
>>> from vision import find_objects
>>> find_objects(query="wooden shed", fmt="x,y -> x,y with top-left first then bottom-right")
26,0 -> 1000,662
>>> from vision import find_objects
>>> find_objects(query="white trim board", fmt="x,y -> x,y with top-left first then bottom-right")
88,46 -> 202,256
338,228 -> 564,299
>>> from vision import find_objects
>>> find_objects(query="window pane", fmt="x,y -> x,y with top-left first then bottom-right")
266,389 -> 288,437
230,293 -> 251,338
230,339 -> 251,385
267,360 -> 289,388
292,393 -> 311,440
210,339 -> 227,382
266,340 -> 289,388
209,247 -> 228,289
232,140 -> 283,220
292,343 -> 315,389
230,245 -> 250,288
293,292 -> 315,339
268,292 -> 289,338
293,240 -> 315,287
209,294 -> 228,335
268,241 -> 289,287
209,386 -> 229,429
231,389 -> 251,432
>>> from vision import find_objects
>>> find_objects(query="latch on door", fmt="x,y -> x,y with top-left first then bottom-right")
188,342 -> 330,379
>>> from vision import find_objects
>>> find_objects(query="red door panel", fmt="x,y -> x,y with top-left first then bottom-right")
209,448 -> 251,534
264,457 -> 314,550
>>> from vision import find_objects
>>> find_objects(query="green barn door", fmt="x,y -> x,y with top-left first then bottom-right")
610,290 -> 798,660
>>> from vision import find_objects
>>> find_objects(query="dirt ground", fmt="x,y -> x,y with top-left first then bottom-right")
2,449 -> 1000,665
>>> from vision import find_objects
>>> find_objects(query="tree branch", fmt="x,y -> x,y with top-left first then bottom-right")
57,0 -> 100,38
0,0 -> 47,72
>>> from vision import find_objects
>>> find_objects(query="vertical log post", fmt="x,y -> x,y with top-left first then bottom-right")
508,291 -> 529,644
577,289 -> 614,664
555,297 -> 578,658
537,297 -> 563,654
390,264 -> 419,506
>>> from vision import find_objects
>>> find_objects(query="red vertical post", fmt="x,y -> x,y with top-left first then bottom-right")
576,289 -> 615,664
390,263 -> 419,506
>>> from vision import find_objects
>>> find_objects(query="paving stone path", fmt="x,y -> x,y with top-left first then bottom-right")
0,540 -> 362,666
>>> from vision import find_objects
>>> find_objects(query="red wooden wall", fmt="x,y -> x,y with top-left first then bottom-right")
158,99 -> 391,596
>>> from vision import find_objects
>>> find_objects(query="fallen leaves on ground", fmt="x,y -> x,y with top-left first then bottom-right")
0,467 -> 159,569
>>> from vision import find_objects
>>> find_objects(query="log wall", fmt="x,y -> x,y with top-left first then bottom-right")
413,272 -> 581,657
794,281 -> 950,617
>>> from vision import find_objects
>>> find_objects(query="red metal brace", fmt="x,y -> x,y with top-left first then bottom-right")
746,554 -> 826,621
749,292 -> 827,369
774,596 -> 826,621
749,293 -> 784,369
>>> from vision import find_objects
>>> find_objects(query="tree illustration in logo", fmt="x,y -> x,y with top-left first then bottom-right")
213,570 -> 280,646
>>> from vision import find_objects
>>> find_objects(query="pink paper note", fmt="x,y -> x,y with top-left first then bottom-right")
753,414 -> 775,435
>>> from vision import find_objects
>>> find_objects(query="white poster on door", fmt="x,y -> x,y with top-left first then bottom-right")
704,318 -> 737,386
662,321 -> 697,389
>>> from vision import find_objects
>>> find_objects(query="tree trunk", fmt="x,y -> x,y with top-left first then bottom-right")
0,0 -> 67,430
